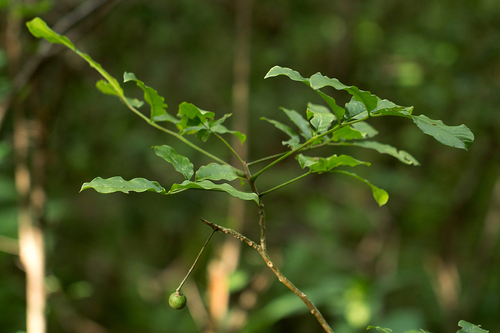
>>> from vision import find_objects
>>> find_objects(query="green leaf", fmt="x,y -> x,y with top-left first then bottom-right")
97,79 -> 143,108
281,108 -> 313,139
349,141 -> 420,166
152,112 -> 180,124
297,154 -> 370,173
367,326 -> 393,333
411,115 -> 474,150
351,122 -> 379,138
26,17 -> 75,49
177,102 -> 215,134
26,18 -> 124,97
178,102 -> 215,120
80,177 -> 166,194
331,126 -> 364,141
315,90 -> 345,122
372,98 -> 413,116
125,97 -> 145,108
261,117 -> 301,149
123,72 -> 168,121
96,80 -> 120,97
306,103 -> 335,133
211,124 -> 247,144
153,145 -> 194,180
334,170 -> 389,206
345,98 -> 367,119
457,320 -> 488,333
169,180 -> 258,203
264,65 -> 310,85
310,73 -> 378,112
195,163 -> 240,182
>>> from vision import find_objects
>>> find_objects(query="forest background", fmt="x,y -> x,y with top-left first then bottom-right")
0,0 -> 499,332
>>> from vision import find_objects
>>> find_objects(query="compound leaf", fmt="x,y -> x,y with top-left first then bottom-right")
26,17 -> 74,49
27,18 -> 124,97
80,177 -> 165,194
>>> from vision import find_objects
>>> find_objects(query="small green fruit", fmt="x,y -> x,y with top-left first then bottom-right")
169,291 -> 187,310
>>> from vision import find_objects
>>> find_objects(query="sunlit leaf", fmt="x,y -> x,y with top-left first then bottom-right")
264,65 -> 310,85
334,170 -> 389,206
457,320 -> 489,333
282,108 -> 313,139
411,115 -> 474,150
80,177 -> 165,194
123,72 -> 168,121
153,145 -> 194,180
169,180 -> 258,203
26,17 -> 75,49
261,117 -> 301,149
195,163 -> 240,182
27,18 -> 123,97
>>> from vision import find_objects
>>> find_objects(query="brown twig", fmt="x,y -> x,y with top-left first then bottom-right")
200,217 -> 335,333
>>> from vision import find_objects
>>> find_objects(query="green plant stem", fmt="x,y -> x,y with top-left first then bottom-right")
213,131 -> 245,165
250,115 -> 371,182
259,171 -> 311,197
246,151 -> 288,167
121,100 -> 239,169
250,138 -> 315,182
176,228 -> 216,292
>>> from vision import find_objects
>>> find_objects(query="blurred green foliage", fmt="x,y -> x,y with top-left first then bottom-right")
0,0 -> 499,332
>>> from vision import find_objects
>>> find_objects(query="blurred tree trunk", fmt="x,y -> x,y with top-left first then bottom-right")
207,0 -> 253,332
7,7 -> 47,333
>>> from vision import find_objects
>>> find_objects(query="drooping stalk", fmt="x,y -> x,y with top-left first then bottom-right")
176,228 -> 217,293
